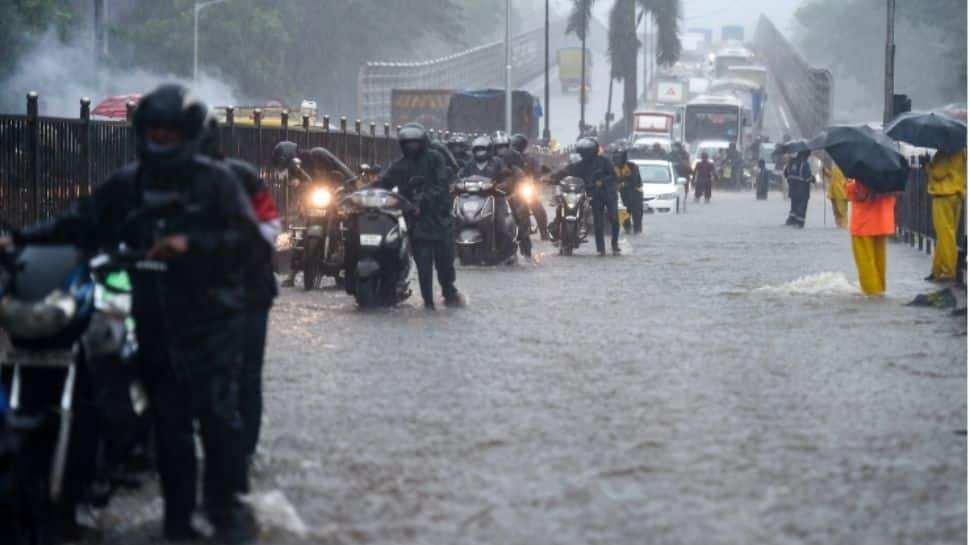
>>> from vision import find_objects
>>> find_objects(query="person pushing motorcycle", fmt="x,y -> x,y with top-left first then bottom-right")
546,137 -> 620,256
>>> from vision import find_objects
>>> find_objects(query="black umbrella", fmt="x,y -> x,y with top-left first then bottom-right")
885,111 -> 967,152
811,125 -> 909,193
774,139 -> 812,155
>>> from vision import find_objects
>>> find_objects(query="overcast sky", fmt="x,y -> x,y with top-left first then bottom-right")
548,0 -> 805,40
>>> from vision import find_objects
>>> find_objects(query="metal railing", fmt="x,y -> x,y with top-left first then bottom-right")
0,93 -> 399,227
895,156 -> 967,282
358,20 -> 567,125
752,15 -> 833,139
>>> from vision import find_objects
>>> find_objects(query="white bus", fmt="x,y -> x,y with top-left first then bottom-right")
683,94 -> 751,153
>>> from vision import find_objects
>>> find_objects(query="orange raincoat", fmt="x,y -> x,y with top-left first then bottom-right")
846,179 -> 896,295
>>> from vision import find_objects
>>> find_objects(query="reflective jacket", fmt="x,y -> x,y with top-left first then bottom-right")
926,149 -> 967,197
846,179 -> 896,237
826,163 -> 847,200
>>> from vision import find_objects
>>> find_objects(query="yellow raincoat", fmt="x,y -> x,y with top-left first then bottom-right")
926,149 -> 967,280
825,163 -> 848,228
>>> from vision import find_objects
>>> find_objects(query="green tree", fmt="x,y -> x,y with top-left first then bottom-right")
570,0 -> 682,136
0,0 -> 78,78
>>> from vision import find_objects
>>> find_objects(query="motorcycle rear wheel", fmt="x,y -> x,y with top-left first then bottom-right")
354,276 -> 380,308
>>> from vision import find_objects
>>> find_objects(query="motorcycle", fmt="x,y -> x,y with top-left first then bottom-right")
553,176 -> 591,256
287,158 -> 356,291
341,188 -> 412,308
0,243 -> 161,544
452,175 -> 519,266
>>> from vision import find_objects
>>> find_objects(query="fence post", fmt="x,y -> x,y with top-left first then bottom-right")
80,97 -> 92,194
26,92 -> 39,224
281,109 -> 289,142
369,122 -> 377,165
254,108 -> 263,170
322,115 -> 330,150
302,115 -> 311,149
340,116 -> 348,162
226,106 -> 236,157
385,123 -> 392,164
355,119 -> 362,167
126,101 -> 137,162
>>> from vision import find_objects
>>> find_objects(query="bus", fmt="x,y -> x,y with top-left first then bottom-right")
683,94 -> 750,152
712,46 -> 755,79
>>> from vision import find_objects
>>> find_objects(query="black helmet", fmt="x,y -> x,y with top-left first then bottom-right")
398,122 -> 428,159
611,147 -> 628,165
492,131 -> 510,151
471,135 -> 492,161
271,141 -> 298,169
133,84 -> 207,170
575,137 -> 598,161
510,133 -> 528,153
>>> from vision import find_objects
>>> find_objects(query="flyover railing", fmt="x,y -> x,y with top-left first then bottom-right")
358,20 -> 567,125
752,15 -> 833,139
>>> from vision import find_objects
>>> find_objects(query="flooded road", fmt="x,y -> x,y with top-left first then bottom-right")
96,191 -> 966,545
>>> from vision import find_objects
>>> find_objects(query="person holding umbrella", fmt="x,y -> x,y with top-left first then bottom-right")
925,148 -> 966,282
846,178 -> 896,295
825,160 -> 849,229
885,111 -> 967,282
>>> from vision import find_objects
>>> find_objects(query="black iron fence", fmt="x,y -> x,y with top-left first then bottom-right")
0,93 -> 401,227
895,156 -> 967,281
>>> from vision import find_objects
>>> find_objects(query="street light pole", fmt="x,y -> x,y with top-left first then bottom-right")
543,0 -> 550,144
505,0 -> 513,135
194,0 -> 229,84
882,0 -> 896,124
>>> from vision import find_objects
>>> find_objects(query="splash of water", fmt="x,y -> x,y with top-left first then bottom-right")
755,272 -> 858,296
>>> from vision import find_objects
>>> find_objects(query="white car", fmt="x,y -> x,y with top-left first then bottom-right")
691,140 -> 731,170
630,135 -> 672,153
632,159 -> 685,214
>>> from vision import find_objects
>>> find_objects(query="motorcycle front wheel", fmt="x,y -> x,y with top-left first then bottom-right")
303,239 -> 322,291
561,222 -> 576,256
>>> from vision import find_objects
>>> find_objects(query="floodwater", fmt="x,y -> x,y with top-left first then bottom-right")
91,190 -> 966,545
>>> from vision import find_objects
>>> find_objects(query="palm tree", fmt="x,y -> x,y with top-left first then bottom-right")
568,0 -> 682,138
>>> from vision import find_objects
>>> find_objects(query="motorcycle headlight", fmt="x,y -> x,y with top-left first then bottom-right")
519,180 -> 535,201
310,188 -> 332,208
563,193 -> 581,207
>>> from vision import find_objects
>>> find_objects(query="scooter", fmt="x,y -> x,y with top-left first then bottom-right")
552,176 -> 591,256
341,188 -> 412,308
0,243 -> 162,544
452,175 -> 518,266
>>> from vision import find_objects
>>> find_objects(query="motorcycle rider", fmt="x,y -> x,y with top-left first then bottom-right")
489,132 -> 534,258
547,137 -> 620,256
613,147 -> 643,235
375,123 -> 462,309
271,141 -> 356,287
446,133 -> 472,166
458,136 -> 522,257
5,84 -> 262,544
202,120 -> 280,469
511,133 -> 550,241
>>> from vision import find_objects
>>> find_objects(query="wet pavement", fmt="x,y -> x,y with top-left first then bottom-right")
91,190 -> 966,545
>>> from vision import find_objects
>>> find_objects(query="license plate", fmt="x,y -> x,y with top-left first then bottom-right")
360,234 -> 382,246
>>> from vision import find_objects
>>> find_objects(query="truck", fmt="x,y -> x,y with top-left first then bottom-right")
390,89 -> 455,131
446,89 -> 541,140
557,47 -> 593,94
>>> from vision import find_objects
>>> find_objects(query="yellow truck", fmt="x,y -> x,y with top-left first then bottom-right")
557,47 -> 593,95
